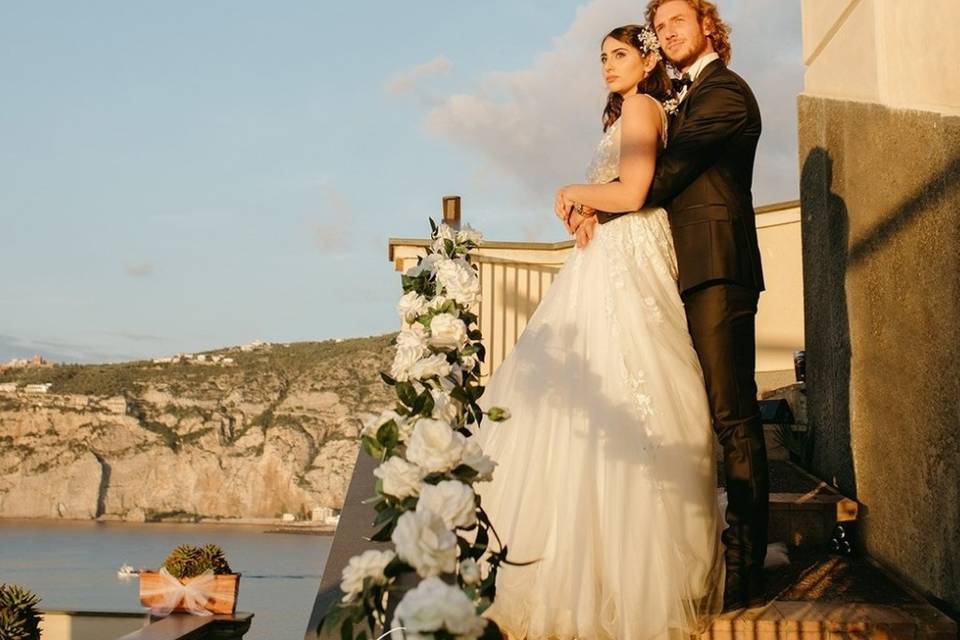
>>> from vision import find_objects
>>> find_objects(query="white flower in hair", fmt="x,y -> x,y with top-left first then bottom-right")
637,25 -> 662,60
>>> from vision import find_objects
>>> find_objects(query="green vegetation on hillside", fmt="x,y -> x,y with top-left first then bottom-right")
0,334 -> 397,398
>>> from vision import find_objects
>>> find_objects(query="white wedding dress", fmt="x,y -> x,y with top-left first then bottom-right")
468,100 -> 726,640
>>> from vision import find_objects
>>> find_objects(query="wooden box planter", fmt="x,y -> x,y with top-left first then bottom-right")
139,572 -> 241,615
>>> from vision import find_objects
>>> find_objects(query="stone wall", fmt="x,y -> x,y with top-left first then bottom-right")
798,94 -> 960,612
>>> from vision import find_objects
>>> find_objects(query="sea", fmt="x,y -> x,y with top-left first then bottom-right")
0,518 -> 332,640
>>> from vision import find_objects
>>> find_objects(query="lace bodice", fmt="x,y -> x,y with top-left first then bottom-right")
585,95 -> 668,184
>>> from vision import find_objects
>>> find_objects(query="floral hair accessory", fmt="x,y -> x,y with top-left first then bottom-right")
637,25 -> 661,61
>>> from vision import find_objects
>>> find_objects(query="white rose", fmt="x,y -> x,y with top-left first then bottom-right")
397,292 -> 429,324
431,223 -> 455,253
429,313 -> 468,350
459,557 -> 482,586
391,346 -> 424,382
456,224 -> 483,246
408,353 -> 452,381
396,324 -> 429,354
460,439 -> 497,482
360,409 -> 404,440
434,257 -> 480,307
416,480 -> 477,529
430,389 -> 459,423
391,576 -> 487,639
427,295 -> 452,312
405,253 -> 441,278
406,418 -> 466,474
373,456 -> 425,500
391,510 -> 458,578
461,352 -> 479,374
339,549 -> 396,603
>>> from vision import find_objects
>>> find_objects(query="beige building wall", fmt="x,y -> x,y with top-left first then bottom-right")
389,201 -> 803,381
803,0 -> 960,112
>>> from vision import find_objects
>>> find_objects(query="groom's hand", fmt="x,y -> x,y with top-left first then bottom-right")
575,216 -> 597,248
554,188 -> 574,224
567,205 -> 597,234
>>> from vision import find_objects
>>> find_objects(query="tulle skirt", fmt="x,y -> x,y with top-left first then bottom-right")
468,208 -> 726,640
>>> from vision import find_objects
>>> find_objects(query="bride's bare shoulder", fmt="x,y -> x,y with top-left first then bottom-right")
621,93 -> 663,128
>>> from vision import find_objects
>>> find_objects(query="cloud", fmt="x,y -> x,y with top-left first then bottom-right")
124,262 -> 155,277
420,0 -> 802,217
386,56 -> 454,96
310,184 -> 353,252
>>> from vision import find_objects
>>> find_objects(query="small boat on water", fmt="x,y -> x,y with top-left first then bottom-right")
117,563 -> 140,578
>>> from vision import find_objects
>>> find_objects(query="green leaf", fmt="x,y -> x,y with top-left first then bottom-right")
396,381 -> 418,408
361,435 -> 383,459
380,371 -> 397,386
449,386 -> 470,405
376,419 -> 400,450
468,330 -> 483,341
410,391 -> 427,415
384,556 -> 412,579
340,617 -> 353,640
429,217 -> 438,235
319,605 -> 344,635
369,520 -> 395,542
373,505 -> 398,526
473,524 -> 489,558
420,390 -> 435,417
452,463 -> 479,483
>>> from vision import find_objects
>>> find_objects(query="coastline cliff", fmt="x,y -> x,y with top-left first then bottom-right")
0,336 -> 395,522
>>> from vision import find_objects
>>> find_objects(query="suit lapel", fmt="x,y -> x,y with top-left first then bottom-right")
669,58 -> 725,141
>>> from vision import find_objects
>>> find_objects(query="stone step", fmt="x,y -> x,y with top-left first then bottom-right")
699,552 -> 957,640
719,460 -> 860,551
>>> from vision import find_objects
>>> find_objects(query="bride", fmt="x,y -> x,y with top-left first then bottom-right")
467,24 -> 726,640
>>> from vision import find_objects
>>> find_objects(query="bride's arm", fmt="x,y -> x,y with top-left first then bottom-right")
561,94 -> 660,213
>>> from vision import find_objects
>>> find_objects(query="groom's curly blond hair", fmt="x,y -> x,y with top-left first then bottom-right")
645,0 -> 732,65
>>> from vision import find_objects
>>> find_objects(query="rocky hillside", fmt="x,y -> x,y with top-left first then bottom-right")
0,336 -> 396,522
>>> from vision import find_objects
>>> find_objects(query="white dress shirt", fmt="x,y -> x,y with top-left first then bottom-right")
677,52 -> 720,103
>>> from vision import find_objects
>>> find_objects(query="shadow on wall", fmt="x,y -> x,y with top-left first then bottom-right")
800,147 -> 855,497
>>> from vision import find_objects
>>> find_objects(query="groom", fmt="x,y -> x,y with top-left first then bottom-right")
570,0 -> 769,611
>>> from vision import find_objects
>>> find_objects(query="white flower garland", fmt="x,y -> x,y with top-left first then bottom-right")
320,220 -> 518,640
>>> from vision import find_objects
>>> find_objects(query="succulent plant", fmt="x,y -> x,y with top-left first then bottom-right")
0,583 -> 42,640
161,543 -> 233,579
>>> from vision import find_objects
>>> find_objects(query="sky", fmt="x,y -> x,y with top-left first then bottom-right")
0,1 -> 804,364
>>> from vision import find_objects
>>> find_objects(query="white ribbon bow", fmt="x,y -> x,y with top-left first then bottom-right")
141,567 -> 217,616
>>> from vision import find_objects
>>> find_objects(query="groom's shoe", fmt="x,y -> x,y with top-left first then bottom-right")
722,566 -> 769,612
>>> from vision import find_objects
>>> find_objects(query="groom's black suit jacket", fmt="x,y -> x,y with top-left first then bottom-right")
598,59 -> 765,295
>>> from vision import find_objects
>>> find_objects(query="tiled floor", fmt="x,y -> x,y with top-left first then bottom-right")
698,553 -> 957,640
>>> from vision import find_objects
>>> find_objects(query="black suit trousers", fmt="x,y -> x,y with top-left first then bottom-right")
681,281 -> 769,574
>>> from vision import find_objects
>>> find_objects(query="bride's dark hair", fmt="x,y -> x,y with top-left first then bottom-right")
602,25 -> 674,132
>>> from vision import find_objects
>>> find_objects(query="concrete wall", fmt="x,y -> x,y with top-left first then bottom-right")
800,0 -> 960,614
798,96 -> 960,614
